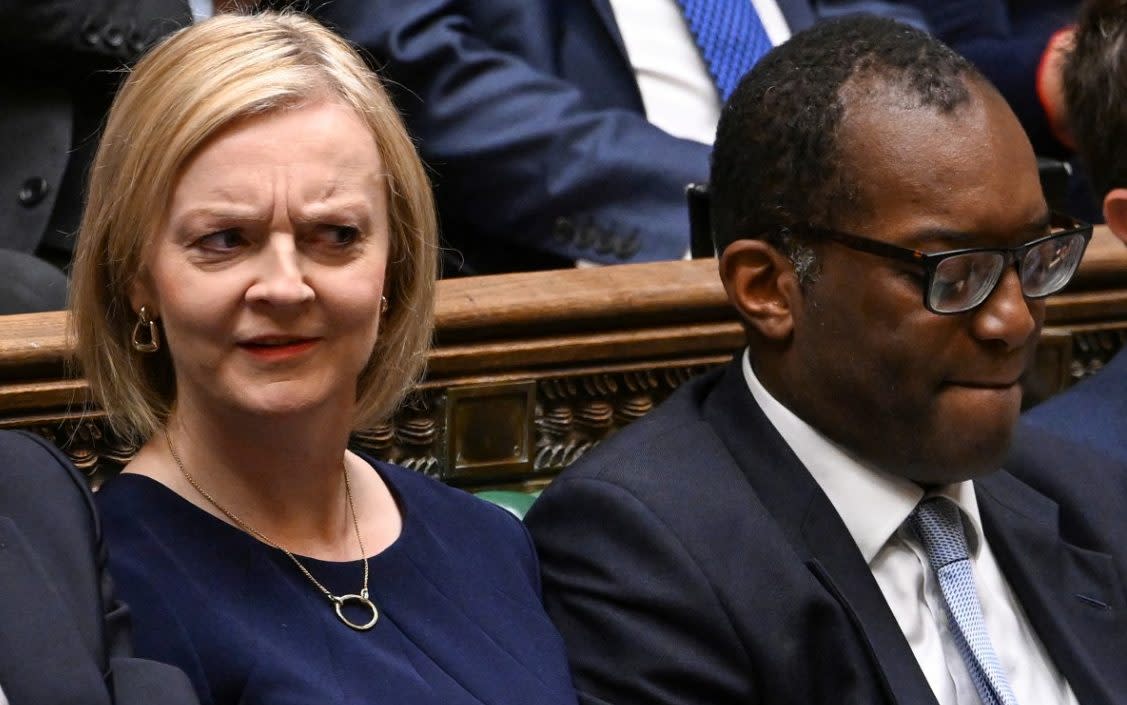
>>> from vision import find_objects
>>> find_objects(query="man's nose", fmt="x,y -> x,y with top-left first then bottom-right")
970,266 -> 1039,350
245,234 -> 315,306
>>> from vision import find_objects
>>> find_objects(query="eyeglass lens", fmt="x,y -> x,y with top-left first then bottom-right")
927,232 -> 1088,314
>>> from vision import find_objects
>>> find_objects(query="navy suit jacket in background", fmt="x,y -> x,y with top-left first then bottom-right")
0,0 -> 190,263
1023,348 -> 1127,465
311,0 -> 927,273
0,430 -> 197,705
526,361 -> 1127,705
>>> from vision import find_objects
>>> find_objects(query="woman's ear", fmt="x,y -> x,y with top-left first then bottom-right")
1103,188 -> 1127,245
718,239 -> 802,342
128,270 -> 156,317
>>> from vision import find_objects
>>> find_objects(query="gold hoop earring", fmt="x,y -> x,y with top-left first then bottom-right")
380,296 -> 389,314
131,305 -> 161,353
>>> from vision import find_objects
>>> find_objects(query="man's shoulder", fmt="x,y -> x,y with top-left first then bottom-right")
532,364 -> 781,547
555,367 -> 727,487
993,425 -> 1127,549
1004,423 -> 1127,497
1022,349 -> 1127,462
0,430 -> 92,516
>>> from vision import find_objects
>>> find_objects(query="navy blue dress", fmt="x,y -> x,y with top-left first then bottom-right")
95,459 -> 578,705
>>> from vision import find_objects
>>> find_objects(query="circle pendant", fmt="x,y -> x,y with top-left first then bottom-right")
334,593 -> 379,631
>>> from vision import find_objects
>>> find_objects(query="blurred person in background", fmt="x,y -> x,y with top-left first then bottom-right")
0,0 -> 190,313
308,0 -> 929,273
1023,0 -> 1127,464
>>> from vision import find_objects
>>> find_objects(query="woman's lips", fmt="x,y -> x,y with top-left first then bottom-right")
237,338 -> 320,361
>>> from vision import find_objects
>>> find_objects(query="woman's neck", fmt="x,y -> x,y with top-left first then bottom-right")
157,393 -> 360,554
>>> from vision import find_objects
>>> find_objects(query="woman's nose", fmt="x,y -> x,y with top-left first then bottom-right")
244,234 -> 315,306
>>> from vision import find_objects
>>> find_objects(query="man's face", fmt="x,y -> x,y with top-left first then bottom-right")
784,81 -> 1049,485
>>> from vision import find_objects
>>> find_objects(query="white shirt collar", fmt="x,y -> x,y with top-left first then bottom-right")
740,349 -> 985,563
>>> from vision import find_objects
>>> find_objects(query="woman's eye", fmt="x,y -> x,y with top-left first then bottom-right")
320,225 -> 361,247
195,229 -> 245,252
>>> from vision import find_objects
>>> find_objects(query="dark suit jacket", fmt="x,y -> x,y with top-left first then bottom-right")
0,0 -> 190,263
1023,348 -> 1127,465
312,0 -> 926,273
526,361 -> 1127,705
0,430 -> 198,705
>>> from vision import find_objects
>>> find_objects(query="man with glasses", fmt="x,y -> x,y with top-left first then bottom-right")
1022,0 -> 1127,465
526,15 -> 1126,705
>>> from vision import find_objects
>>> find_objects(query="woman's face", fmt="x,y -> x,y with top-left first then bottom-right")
133,101 -> 390,422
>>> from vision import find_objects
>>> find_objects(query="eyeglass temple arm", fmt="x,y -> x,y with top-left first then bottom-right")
791,226 -> 926,265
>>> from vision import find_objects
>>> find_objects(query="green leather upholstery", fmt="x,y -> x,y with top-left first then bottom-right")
475,490 -> 540,520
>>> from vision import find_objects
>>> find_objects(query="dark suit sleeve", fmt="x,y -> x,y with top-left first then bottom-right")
37,434 -> 202,705
0,0 -> 191,64
0,432 -> 199,705
813,0 -> 929,30
892,0 -> 1077,156
314,0 -> 710,264
526,476 -> 756,705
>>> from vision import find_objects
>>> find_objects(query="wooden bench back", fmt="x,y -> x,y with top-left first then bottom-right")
2,231 -> 1125,491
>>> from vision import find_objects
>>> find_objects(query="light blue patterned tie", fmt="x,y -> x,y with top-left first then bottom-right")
909,498 -> 1019,705
675,0 -> 773,101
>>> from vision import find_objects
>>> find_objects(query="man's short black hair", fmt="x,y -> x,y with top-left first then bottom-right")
1065,0 -> 1127,199
711,16 -> 982,257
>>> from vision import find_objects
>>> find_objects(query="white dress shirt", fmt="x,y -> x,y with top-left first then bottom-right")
0,684 -> 7,705
741,350 -> 1078,705
606,0 -> 790,144
189,0 -> 212,21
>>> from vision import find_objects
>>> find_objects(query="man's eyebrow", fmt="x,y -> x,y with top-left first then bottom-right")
899,228 -> 981,250
899,211 -> 1054,250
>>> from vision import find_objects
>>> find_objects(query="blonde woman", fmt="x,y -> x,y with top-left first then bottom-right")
71,13 -> 577,705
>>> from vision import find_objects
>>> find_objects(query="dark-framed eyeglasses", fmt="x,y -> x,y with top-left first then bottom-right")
783,212 -> 1093,314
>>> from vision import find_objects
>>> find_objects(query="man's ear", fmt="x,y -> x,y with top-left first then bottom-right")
1103,188 -> 1127,245
718,239 -> 801,342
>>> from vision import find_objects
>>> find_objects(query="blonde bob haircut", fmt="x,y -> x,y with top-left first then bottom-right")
70,12 -> 437,441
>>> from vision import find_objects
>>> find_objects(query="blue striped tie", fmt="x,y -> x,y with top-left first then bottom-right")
675,0 -> 773,101
909,498 -> 1020,705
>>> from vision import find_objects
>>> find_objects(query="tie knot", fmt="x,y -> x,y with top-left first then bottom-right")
908,497 -> 969,569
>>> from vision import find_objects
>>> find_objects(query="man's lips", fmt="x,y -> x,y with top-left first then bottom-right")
944,377 -> 1022,390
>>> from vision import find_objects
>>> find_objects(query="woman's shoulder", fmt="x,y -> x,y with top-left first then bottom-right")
371,459 -> 510,519
95,473 -> 241,557
365,458 -> 539,563
95,472 -> 173,521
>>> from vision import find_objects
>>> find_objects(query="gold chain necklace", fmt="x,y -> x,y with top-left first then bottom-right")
165,433 -> 378,631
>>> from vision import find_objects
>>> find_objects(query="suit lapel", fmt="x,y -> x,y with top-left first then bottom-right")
703,361 -> 937,705
800,514 -> 938,705
585,0 -> 631,65
0,518 -> 110,705
977,473 -> 1127,705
